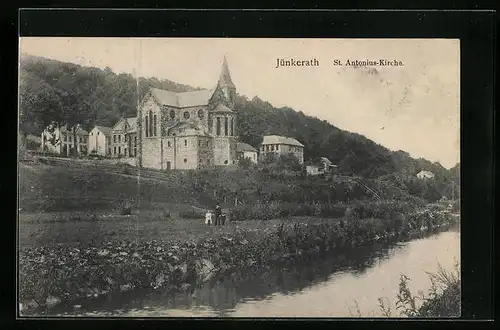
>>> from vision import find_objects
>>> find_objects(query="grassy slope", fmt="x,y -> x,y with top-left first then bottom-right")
18,162 -> 320,249
19,162 -> 206,213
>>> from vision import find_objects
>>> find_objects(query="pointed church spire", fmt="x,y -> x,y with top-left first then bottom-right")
218,56 -> 236,89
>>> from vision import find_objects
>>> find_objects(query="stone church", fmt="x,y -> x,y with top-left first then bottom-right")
138,57 -> 239,170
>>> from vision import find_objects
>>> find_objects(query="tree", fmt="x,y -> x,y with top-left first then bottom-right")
19,53 -> 458,184
19,72 -> 64,135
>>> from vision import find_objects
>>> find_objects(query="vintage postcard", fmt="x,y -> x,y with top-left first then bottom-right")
18,38 -> 460,318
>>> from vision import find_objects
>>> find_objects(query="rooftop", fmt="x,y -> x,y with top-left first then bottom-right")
236,142 -> 257,152
150,87 -> 215,108
261,135 -> 304,147
60,125 -> 89,135
320,157 -> 333,165
218,56 -> 236,89
148,57 -> 235,108
93,126 -> 112,135
213,104 -> 234,113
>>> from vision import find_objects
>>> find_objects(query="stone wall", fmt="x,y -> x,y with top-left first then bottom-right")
197,136 -> 215,168
140,97 -> 162,169
174,136 -> 199,170
142,138 -> 162,169
161,105 -> 210,134
213,137 -> 237,166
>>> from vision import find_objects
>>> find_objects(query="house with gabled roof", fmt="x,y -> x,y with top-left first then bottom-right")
88,126 -> 112,156
40,123 -> 89,156
236,142 -> 258,163
260,135 -> 305,164
111,117 -> 137,158
137,56 -> 238,170
306,157 -> 338,176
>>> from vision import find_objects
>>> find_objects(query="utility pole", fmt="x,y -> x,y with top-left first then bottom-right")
135,39 -> 143,169
134,39 -> 142,245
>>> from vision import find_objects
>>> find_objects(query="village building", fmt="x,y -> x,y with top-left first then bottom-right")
88,126 -> 112,156
40,124 -> 89,156
111,117 -> 137,158
417,170 -> 435,179
260,135 -> 305,164
137,57 -> 238,170
236,142 -> 258,163
306,157 -> 337,176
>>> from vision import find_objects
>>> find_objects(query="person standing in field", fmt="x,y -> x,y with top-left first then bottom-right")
214,203 -> 222,226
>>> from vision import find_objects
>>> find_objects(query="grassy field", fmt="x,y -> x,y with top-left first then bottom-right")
18,161 -> 331,250
18,210 -> 322,250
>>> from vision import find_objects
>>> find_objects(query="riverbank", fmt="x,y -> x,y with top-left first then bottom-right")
19,207 -> 459,315
416,263 -> 461,318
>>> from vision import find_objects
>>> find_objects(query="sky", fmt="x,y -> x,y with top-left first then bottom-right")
19,38 -> 460,168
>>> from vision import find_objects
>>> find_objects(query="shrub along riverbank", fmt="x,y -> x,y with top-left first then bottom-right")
364,262 -> 461,318
19,204 -> 459,315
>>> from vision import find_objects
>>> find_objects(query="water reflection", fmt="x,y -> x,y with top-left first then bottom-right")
66,229 -> 459,317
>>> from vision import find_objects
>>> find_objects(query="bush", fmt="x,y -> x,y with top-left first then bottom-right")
179,209 -> 205,219
351,200 -> 414,220
118,200 -> 134,215
228,201 -> 350,221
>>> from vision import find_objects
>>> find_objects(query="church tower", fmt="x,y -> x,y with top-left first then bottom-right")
209,56 -> 238,166
217,56 -> 236,109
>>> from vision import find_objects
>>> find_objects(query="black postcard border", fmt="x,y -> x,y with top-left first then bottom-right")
4,7 -> 496,330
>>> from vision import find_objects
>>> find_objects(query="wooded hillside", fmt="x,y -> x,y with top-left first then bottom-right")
19,54 -> 458,181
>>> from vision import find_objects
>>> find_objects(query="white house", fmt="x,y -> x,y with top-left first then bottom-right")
236,142 -> 258,163
306,164 -> 322,176
260,135 -> 305,164
417,170 -> 435,179
40,124 -> 89,156
88,126 -> 112,156
306,157 -> 337,176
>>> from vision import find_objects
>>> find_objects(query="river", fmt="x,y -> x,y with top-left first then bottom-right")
59,229 -> 460,317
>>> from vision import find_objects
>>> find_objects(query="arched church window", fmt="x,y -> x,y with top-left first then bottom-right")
183,111 -> 190,120
149,110 -> 153,137
170,110 -> 175,119
153,115 -> 157,136
184,158 -> 187,163
198,109 -> 204,119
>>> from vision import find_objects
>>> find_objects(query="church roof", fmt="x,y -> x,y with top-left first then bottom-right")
236,142 -> 257,153
147,57 -> 234,108
218,56 -> 236,89
261,135 -> 304,147
212,104 -> 234,113
150,87 -> 215,108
